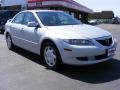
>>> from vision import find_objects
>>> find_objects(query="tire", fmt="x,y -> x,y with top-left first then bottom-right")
6,34 -> 14,50
42,42 -> 62,70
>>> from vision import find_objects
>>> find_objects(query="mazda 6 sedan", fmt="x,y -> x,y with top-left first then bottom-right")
5,10 -> 117,69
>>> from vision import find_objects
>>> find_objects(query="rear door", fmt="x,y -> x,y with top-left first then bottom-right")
10,12 -> 25,48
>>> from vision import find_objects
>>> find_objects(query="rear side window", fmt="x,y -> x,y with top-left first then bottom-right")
12,12 -> 24,24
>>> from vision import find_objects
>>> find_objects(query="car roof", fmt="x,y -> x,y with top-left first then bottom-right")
21,10 -> 63,13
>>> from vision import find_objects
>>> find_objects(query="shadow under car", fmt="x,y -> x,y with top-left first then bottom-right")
12,47 -> 120,84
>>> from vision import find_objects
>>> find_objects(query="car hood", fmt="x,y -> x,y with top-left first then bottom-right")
46,24 -> 111,39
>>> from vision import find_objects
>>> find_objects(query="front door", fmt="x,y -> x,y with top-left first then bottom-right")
21,12 -> 41,54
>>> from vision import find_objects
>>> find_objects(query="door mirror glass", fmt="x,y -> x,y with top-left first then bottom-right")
27,22 -> 39,27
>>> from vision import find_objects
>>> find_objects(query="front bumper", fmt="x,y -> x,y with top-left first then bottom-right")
58,39 -> 117,66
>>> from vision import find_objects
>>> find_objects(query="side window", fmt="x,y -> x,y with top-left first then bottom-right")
23,12 -> 37,25
12,13 -> 24,24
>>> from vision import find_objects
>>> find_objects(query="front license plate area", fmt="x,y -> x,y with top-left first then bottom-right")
107,47 -> 116,56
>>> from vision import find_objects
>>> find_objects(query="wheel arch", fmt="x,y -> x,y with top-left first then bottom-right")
40,38 -> 57,55
40,37 -> 63,58
40,38 -> 63,68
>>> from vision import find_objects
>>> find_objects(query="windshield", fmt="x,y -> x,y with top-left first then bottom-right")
36,11 -> 81,26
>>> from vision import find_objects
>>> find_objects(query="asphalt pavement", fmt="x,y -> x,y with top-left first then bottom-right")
0,24 -> 120,90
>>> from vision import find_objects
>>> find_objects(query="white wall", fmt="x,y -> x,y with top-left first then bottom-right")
1,0 -> 27,6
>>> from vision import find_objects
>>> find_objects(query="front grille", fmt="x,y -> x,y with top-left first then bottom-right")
96,37 -> 112,46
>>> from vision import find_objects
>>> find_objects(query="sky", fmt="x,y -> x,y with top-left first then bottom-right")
74,0 -> 120,17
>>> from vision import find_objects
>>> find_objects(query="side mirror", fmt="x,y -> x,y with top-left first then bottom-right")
27,22 -> 39,27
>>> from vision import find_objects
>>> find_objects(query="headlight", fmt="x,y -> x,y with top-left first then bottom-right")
63,39 -> 94,46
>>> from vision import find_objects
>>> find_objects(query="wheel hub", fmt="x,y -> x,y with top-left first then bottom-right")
44,46 -> 56,67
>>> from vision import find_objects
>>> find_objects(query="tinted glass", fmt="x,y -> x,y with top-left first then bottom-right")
12,12 -> 24,24
36,12 -> 81,26
23,12 -> 37,25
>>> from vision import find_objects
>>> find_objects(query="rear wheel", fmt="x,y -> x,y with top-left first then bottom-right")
6,34 -> 14,50
42,42 -> 62,70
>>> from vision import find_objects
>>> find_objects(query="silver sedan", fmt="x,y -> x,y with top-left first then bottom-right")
5,10 -> 117,69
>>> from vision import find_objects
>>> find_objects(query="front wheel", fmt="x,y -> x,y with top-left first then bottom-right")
42,42 -> 62,70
